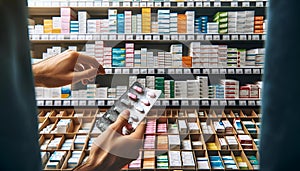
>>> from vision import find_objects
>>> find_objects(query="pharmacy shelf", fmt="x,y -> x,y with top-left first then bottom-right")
28,1 -> 268,15
101,68 -> 263,75
29,33 -> 266,42
36,98 -> 261,107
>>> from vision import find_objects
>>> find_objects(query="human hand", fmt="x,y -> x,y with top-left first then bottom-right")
32,50 -> 105,87
74,110 -> 146,171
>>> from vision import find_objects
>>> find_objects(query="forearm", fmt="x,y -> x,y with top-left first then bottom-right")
32,63 -> 45,87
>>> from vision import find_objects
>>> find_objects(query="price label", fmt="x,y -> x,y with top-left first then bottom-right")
187,35 -> 194,40
244,69 -> 252,74
196,35 -> 204,40
157,69 -> 165,74
168,69 -> 175,74
236,69 -> 243,74
49,35 -> 57,40
117,34 -> 125,40
252,35 -> 260,40
193,69 -> 201,74
177,2 -> 184,7
78,35 -> 86,40
239,101 -> 247,106
162,100 -> 169,106
86,1 -> 93,7
220,100 -> 227,106
148,69 -> 155,74
171,35 -> 178,40
253,69 -> 260,74
191,101 -> 199,106
112,2 -> 119,7
153,35 -> 160,40
86,34 -> 93,40
122,69 -> 130,74
248,35 -> 252,40
214,2 -> 221,7
94,2 -> 101,6
261,69 -> 264,74
63,100 -> 71,106
78,2 -> 86,7
211,101 -> 219,106
181,100 -> 189,106
163,35 -> 170,40
123,2 -> 130,7
184,69 -> 191,74
228,101 -> 236,106
133,2 -> 139,7
88,100 -> 96,106
107,100 -> 115,106
71,100 -> 79,106
37,100 -> 44,106
98,101 -> 105,106
240,35 -> 247,40
140,2 -> 146,7
126,34 -> 133,40
256,1 -> 264,7
231,2 -> 238,7
69,2 -> 77,7
32,35 -> 40,40
223,35 -> 230,40
115,69 -> 122,74
248,101 -> 255,106
231,35 -> 239,40
256,100 -> 261,106
203,69 -> 210,74
195,2 -> 202,7
213,35 -> 220,40
101,34 -> 108,40
220,69 -> 227,74
155,2 -> 161,7
79,100 -> 87,106
201,101 -> 209,106
105,69 -> 112,74
45,100 -> 53,106
228,69 -> 235,74
41,35 -> 48,40
147,2 -> 154,7
136,35 -> 143,40
211,69 -> 219,74
179,35 -> 186,40
266,2 -> 269,7
205,35 -> 213,40
164,2 -> 171,7
203,2 -> 210,7
187,2 -> 194,7
262,34 -> 266,40
172,100 -> 180,106
144,35 -> 152,40
132,69 -> 140,74
109,34 -> 117,40
54,100 -> 61,106
140,69 -> 147,74
242,2 -> 250,7
175,69 -> 183,74
154,101 -> 161,106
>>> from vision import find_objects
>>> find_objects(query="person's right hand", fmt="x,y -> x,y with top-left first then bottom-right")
74,110 -> 146,171
32,50 -> 105,87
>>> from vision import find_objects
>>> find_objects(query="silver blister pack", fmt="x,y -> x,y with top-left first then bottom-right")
95,81 -> 161,132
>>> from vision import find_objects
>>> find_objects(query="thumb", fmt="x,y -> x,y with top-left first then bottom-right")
109,110 -> 130,133
72,68 -> 98,83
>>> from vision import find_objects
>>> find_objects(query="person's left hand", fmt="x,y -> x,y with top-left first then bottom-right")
74,110 -> 146,171
32,50 -> 105,87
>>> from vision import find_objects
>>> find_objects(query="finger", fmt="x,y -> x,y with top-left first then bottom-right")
88,77 -> 95,83
77,54 -> 105,74
129,121 -> 146,139
81,79 -> 89,85
110,110 -> 130,133
72,68 -> 98,83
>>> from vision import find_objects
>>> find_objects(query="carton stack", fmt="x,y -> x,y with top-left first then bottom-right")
178,14 -> 187,33
142,8 -> 151,33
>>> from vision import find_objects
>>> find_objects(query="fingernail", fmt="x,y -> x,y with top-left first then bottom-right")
120,110 -> 130,120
